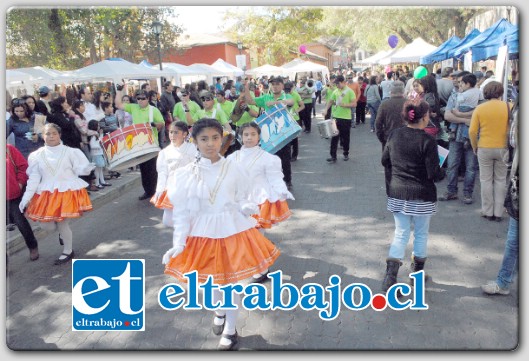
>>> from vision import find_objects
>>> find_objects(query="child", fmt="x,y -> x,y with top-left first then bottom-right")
227,122 -> 294,230
99,101 -> 119,135
150,121 -> 197,227
449,73 -> 481,147
162,118 -> 280,351
19,123 -> 95,265
87,120 -> 111,189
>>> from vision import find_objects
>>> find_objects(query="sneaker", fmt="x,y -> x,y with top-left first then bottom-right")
438,192 -> 458,201
462,195 -> 473,204
370,129 -> 375,133
326,158 -> 337,163
481,281 -> 510,295
343,155 -> 349,161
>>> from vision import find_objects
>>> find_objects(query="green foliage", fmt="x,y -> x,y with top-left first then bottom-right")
6,7 -> 183,70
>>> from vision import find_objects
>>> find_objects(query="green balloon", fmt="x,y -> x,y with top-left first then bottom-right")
414,66 -> 428,79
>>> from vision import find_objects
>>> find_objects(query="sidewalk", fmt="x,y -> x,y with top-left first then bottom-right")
5,168 -> 142,256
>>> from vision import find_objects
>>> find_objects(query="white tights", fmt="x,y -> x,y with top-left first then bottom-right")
40,220 -> 73,255
94,167 -> 105,186
212,288 -> 240,337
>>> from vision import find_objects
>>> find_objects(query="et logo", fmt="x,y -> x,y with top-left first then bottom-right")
72,259 -> 145,331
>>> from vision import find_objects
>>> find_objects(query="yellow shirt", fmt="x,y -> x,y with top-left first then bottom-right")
469,99 -> 509,150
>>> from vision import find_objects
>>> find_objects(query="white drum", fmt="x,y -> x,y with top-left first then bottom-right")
317,119 -> 339,139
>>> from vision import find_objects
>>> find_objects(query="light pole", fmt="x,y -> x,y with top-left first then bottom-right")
152,20 -> 164,88
237,40 -> 243,55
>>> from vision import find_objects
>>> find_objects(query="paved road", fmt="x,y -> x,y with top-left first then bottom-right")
5,105 -> 519,351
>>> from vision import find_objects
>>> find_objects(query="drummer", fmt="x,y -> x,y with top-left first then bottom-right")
243,76 -> 295,190
114,85 -> 165,201
197,91 -> 233,134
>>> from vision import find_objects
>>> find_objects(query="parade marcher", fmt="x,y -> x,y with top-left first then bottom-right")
163,118 -> 280,350
322,74 -> 357,163
6,144 -> 40,261
150,121 -> 196,227
243,76 -> 295,190
19,123 -> 95,265
284,81 -> 304,162
297,78 -> 314,133
114,85 -> 165,201
172,89 -> 201,126
381,100 -> 444,292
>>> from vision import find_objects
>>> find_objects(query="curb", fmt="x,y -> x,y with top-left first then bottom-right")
6,172 -> 142,256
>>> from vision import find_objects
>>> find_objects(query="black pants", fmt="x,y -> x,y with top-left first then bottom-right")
300,103 -> 313,132
356,102 -> 366,124
316,90 -> 322,104
291,118 -> 302,159
7,197 -> 38,250
275,143 -> 292,184
330,118 -> 352,159
139,156 -> 158,197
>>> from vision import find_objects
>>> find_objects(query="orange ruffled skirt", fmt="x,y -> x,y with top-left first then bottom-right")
26,189 -> 92,222
150,190 -> 173,209
164,227 -> 280,285
252,200 -> 291,229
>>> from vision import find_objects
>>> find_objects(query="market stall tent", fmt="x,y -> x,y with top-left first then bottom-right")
245,64 -> 287,78
211,58 -> 244,77
73,59 -> 168,83
360,49 -> 398,65
470,25 -> 518,62
378,38 -> 438,64
445,29 -> 482,60
420,36 -> 461,64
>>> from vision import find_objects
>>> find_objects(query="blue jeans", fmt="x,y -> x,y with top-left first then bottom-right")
388,213 -> 432,259
367,102 -> 380,130
446,140 -> 478,196
496,217 -> 518,289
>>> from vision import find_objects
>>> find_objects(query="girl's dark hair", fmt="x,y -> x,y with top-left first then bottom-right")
11,102 -> 31,120
50,96 -> 67,113
170,121 -> 189,134
369,76 -> 377,85
238,121 -> 261,136
482,81 -> 504,100
101,101 -> 113,111
191,118 -> 223,139
73,100 -> 86,119
88,119 -> 100,132
93,90 -> 104,108
402,100 -> 430,124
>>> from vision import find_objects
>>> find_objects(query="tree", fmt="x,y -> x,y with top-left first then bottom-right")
318,7 -> 488,53
223,6 -> 324,66
6,7 -> 184,70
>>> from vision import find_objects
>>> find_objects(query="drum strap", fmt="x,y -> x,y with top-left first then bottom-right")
148,106 -> 154,124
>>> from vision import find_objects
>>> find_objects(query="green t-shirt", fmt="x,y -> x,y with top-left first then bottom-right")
198,107 -> 229,125
287,90 -> 302,121
234,104 -> 259,127
254,91 -> 292,112
123,103 -> 164,138
172,101 -> 201,125
331,87 -> 356,120
217,100 -> 235,118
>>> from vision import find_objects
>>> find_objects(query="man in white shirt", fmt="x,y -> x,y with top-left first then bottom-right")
79,87 -> 98,121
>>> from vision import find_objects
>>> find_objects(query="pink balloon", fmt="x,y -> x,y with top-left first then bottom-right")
299,45 -> 307,54
385,65 -> 392,74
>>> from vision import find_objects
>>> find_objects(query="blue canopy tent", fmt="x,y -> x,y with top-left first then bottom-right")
420,35 -> 461,64
449,19 -> 516,60
445,29 -> 482,60
471,26 -> 519,62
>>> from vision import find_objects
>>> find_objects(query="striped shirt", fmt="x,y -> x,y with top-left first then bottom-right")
387,197 -> 437,216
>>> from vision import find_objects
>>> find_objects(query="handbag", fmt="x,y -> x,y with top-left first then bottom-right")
504,144 -> 519,220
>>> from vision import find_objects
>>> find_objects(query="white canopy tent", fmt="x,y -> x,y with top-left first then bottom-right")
73,59 -> 168,83
6,69 -> 38,95
360,49 -> 399,64
378,38 -> 438,65
148,62 -> 203,87
185,63 -> 233,85
282,60 -> 330,83
211,58 -> 244,77
245,64 -> 287,78
281,58 -> 306,69
16,66 -> 92,87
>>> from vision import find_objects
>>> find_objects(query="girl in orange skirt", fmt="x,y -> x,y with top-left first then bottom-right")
150,121 -> 196,227
19,123 -> 95,265
162,118 -> 280,351
227,122 -> 294,282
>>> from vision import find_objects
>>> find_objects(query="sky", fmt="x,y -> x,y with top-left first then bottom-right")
171,6 -> 237,35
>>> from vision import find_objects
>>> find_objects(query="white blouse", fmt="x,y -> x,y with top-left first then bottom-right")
227,146 -> 294,204
155,142 -> 197,192
25,143 -> 94,198
167,157 -> 258,245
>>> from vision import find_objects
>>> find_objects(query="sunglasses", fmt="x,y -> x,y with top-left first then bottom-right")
136,97 -> 147,100
12,98 -> 25,106
201,97 -> 213,101
181,93 -> 189,96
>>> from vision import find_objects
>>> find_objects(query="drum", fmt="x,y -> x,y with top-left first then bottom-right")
317,119 -> 339,139
255,104 -> 302,154
101,123 -> 161,171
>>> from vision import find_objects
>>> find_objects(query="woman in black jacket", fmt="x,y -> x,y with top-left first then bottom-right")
46,96 -> 82,150
381,99 -> 445,292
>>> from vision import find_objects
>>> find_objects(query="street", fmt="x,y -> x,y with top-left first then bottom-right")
5,105 -> 518,351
